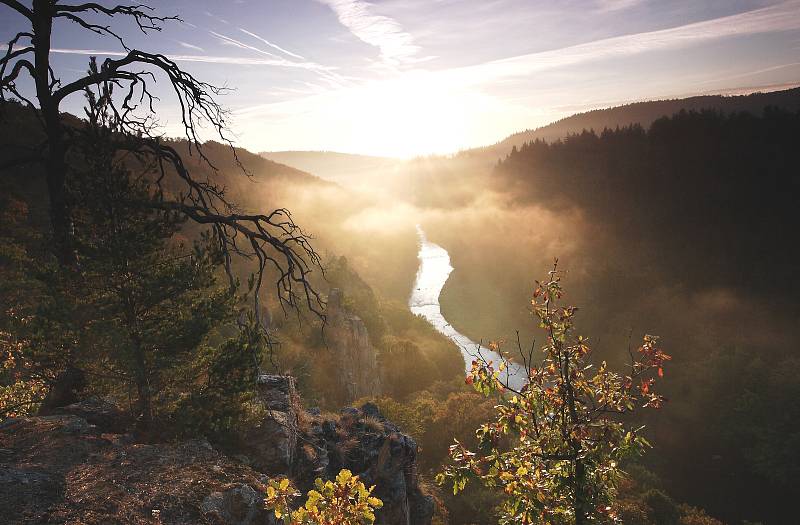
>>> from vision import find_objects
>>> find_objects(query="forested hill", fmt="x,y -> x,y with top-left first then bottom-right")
259,150 -> 402,186
180,141 -> 321,186
495,107 -> 800,305
0,100 -> 324,193
486,86 -> 800,156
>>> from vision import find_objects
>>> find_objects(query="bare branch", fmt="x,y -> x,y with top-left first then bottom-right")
53,51 -> 233,163
1,58 -> 37,106
53,2 -> 180,52
0,1 -> 324,337
106,133 -> 325,319
0,0 -> 33,20
0,31 -> 33,73
54,3 -> 180,33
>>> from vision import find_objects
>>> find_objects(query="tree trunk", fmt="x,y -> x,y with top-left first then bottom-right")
38,365 -> 86,414
573,457 -> 587,525
131,333 -> 152,430
32,0 -> 76,267
562,348 -> 587,525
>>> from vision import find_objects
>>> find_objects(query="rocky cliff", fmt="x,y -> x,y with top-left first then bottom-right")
325,288 -> 382,402
0,376 -> 432,525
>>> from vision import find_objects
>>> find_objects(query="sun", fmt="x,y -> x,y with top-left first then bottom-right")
343,73 -> 475,158
236,69 -> 512,158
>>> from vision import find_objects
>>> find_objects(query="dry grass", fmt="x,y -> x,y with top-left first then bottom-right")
362,415 -> 385,433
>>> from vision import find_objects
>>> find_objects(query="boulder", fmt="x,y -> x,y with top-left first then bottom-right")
241,375 -> 298,475
48,397 -> 129,433
37,365 -> 86,414
201,483 -> 264,525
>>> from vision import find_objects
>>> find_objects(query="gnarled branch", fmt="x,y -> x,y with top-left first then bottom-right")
0,0 -> 33,20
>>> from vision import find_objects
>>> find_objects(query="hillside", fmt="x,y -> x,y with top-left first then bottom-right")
0,100 -> 324,194
488,86 -> 800,156
431,107 -> 800,523
259,150 -> 404,189
189,142 -> 321,187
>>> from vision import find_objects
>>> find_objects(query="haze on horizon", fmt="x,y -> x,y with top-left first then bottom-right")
3,0 -> 800,158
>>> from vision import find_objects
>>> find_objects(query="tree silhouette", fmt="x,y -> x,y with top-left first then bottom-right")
0,1 -> 323,319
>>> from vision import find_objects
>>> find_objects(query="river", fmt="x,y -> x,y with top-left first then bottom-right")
408,226 -> 527,391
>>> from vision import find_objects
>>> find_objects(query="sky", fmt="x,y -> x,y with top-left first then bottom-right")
2,0 -> 800,157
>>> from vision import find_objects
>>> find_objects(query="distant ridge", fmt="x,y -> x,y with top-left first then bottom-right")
259,87 -> 800,185
490,86 -> 800,155
259,150 -> 403,187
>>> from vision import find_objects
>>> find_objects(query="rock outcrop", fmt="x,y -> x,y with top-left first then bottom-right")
240,375 -> 299,475
0,379 -> 433,525
246,375 -> 433,525
0,412 -> 271,524
293,402 -> 433,525
201,484 -> 264,525
326,288 -> 381,402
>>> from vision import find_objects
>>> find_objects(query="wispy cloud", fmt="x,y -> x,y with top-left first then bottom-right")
49,48 -> 336,72
447,0 -> 800,84
698,61 -> 800,85
204,11 -> 230,25
210,31 -> 279,58
595,0 -> 643,12
238,28 -> 305,60
316,0 -> 420,65
178,41 -> 204,52
208,31 -> 349,87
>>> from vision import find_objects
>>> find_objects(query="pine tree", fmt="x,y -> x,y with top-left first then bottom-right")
69,87 -> 239,430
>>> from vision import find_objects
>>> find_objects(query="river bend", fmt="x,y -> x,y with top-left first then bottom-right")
408,226 -> 526,391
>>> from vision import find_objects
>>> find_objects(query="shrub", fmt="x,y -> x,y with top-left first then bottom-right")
437,262 -> 671,524
265,469 -> 383,525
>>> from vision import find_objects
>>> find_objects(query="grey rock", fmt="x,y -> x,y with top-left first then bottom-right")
0,468 -> 52,485
361,402 -> 382,420
297,404 -> 432,525
201,484 -> 264,525
49,397 -> 128,433
255,375 -> 297,412
39,415 -> 92,434
326,288 -> 381,402
243,376 -> 298,475
340,406 -> 359,418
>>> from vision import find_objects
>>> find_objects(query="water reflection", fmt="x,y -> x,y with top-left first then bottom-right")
409,226 -> 526,391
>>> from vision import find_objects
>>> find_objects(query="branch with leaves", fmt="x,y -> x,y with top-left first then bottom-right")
265,470 -> 383,525
438,261 -> 671,525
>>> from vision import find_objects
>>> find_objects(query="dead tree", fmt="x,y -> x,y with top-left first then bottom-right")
0,1 -> 323,317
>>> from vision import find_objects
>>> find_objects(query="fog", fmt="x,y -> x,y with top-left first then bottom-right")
232,116 -> 799,521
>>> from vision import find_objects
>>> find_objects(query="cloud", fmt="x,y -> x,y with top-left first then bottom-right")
49,48 -> 336,72
205,31 -> 346,86
595,0 -> 643,12
238,28 -> 305,60
316,0 -> 420,65
210,31 -> 280,58
446,0 -> 800,84
698,61 -> 800,85
178,41 -> 204,52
